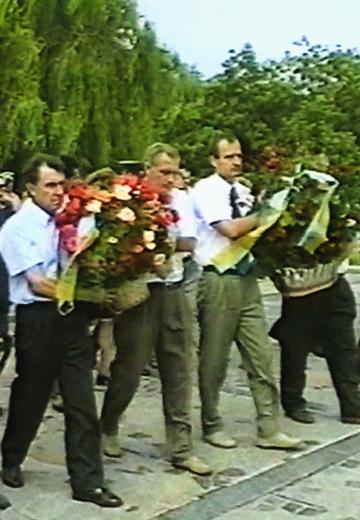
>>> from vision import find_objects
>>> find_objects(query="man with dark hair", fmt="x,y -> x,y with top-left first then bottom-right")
0,154 -> 122,507
191,135 -> 302,450
101,143 -> 212,476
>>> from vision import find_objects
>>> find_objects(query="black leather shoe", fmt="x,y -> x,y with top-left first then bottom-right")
0,494 -> 11,510
2,466 -> 24,488
341,416 -> 360,424
73,487 -> 123,508
285,409 -> 315,424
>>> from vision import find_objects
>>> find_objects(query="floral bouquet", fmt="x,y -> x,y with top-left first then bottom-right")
251,170 -> 360,295
56,175 -> 178,314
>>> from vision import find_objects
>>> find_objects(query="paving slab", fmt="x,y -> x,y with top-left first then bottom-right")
0,275 -> 359,519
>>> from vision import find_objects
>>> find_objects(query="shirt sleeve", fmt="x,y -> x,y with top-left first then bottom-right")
191,181 -> 232,225
171,190 -> 197,238
0,225 -> 43,277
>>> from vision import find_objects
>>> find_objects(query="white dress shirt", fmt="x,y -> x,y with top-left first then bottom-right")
147,188 -> 197,284
191,174 -> 254,267
0,199 -> 59,304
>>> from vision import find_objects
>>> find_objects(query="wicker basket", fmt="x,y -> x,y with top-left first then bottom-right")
75,279 -> 150,313
271,261 -> 342,297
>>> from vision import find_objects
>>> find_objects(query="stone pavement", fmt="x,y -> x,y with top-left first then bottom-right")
216,446 -> 360,520
0,274 -> 360,519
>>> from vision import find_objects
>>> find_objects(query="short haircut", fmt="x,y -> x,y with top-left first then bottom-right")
143,143 -> 180,168
23,153 -> 65,185
208,132 -> 240,158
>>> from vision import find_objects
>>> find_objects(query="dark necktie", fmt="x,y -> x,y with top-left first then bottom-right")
229,186 -> 241,218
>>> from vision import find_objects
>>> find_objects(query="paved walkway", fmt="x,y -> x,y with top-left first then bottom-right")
0,274 -> 360,519
216,445 -> 360,520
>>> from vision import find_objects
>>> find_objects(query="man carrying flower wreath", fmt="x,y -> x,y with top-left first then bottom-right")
0,154 -> 122,508
191,133 -> 302,450
100,143 -> 212,476
270,258 -> 360,425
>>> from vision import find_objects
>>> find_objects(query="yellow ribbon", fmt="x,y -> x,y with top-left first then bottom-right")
57,229 -> 99,315
212,189 -> 290,273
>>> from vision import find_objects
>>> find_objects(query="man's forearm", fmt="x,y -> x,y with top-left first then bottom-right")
26,270 -> 57,299
213,214 -> 258,240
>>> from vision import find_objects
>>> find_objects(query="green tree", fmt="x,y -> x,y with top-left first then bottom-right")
0,1 -> 45,170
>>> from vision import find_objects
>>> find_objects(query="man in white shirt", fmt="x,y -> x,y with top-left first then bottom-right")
0,154 -> 122,507
101,143 -> 211,476
192,133 -> 301,450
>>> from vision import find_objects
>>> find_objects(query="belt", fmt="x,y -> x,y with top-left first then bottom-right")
17,301 -> 56,309
148,280 -> 183,289
203,265 -> 239,276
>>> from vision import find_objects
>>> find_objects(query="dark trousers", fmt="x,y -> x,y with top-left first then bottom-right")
1,302 -> 104,493
270,277 -> 360,417
101,283 -> 193,461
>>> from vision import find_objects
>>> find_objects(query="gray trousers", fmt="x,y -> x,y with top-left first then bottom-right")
101,283 -> 193,461
198,271 -> 280,438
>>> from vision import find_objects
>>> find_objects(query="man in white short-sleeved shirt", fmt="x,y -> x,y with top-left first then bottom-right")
191,134 -> 302,451
101,143 -> 211,476
0,154 -> 122,507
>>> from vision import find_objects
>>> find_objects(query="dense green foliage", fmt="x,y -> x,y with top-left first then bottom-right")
1,1 -> 360,186
164,43 -> 360,178
0,0 -> 200,172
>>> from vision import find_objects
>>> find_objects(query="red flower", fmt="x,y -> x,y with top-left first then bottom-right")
113,175 -> 139,189
59,224 -> 78,254
67,181 -> 94,200
155,210 -> 178,227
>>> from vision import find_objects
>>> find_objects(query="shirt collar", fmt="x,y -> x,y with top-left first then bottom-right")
22,199 -> 55,226
213,173 -> 254,202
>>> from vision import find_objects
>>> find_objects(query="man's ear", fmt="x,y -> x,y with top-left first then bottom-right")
26,182 -> 35,197
210,155 -> 217,169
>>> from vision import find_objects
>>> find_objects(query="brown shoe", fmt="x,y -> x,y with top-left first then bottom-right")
173,456 -> 212,476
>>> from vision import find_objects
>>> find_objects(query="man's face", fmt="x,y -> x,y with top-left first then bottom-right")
146,153 -> 180,192
27,165 -> 65,215
211,139 -> 243,183
173,172 -> 186,190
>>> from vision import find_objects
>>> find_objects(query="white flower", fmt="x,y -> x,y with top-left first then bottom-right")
153,253 -> 166,266
143,230 -> 155,243
107,236 -> 119,244
145,242 -> 156,250
113,184 -> 132,201
116,207 -> 136,222
346,218 -> 357,227
85,199 -> 102,213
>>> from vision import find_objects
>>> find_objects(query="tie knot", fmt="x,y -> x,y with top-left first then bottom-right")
229,186 -> 237,201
